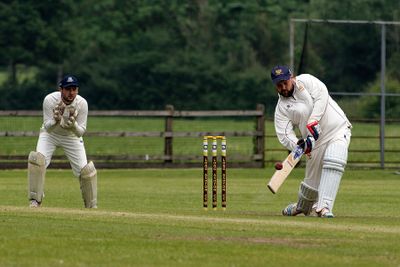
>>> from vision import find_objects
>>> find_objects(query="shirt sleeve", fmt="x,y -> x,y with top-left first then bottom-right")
42,96 -> 57,131
302,75 -> 329,123
274,104 -> 298,151
72,99 -> 88,137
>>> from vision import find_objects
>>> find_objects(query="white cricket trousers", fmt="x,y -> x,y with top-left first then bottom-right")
36,131 -> 88,177
303,126 -> 352,188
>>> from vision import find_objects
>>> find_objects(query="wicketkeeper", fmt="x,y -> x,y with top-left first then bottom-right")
28,75 -> 97,208
271,65 -> 352,218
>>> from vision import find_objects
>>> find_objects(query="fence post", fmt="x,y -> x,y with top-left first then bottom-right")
164,105 -> 174,163
255,104 -> 265,167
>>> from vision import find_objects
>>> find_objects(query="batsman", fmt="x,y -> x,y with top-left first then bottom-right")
270,65 -> 352,218
28,75 -> 97,208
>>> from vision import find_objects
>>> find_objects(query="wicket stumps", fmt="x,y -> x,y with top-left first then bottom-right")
203,136 -> 227,210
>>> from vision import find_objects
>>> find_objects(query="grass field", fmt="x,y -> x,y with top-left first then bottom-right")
1,168 -> 399,266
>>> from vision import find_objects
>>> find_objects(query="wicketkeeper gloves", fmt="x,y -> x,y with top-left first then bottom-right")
60,107 -> 78,129
53,101 -> 66,122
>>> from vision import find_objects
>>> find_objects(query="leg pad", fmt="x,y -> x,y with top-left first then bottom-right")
297,182 -> 318,215
317,140 -> 348,211
80,161 -> 97,208
28,151 -> 46,202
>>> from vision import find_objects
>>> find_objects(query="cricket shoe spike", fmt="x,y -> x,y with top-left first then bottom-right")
318,208 -> 334,218
29,199 -> 41,208
282,203 -> 301,216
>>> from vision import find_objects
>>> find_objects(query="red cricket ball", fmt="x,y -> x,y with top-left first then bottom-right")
275,162 -> 283,170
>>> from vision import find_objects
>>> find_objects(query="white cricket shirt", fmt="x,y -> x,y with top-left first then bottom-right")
41,91 -> 88,137
274,74 -> 352,151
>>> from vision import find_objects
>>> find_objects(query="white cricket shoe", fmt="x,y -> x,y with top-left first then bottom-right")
29,200 -> 41,208
282,203 -> 301,216
318,207 -> 334,218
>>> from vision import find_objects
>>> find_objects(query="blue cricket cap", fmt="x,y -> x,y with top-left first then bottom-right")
271,65 -> 292,84
59,75 -> 79,88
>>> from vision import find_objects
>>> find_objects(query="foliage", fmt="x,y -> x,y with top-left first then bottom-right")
0,0 -> 399,116
359,77 -> 400,119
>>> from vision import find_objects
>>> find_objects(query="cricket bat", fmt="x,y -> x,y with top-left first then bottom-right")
267,146 -> 304,194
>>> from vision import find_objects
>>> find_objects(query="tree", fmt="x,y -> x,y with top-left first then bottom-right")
0,1 -> 44,84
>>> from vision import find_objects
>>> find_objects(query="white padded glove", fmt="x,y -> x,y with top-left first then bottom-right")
53,101 -> 66,122
60,106 -> 78,129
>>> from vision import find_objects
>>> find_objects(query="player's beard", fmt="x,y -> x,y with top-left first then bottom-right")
279,88 -> 294,97
62,95 -> 75,105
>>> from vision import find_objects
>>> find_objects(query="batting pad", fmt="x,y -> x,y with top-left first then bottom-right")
28,151 -> 46,202
317,140 -> 348,211
80,161 -> 97,208
297,181 -> 318,215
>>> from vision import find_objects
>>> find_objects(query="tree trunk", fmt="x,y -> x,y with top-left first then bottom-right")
9,59 -> 17,85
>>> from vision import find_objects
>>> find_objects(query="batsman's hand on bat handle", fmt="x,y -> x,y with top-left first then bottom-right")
297,135 -> 315,154
306,120 -> 321,140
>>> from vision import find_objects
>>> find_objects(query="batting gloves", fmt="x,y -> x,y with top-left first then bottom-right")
306,120 -> 321,140
297,136 -> 315,154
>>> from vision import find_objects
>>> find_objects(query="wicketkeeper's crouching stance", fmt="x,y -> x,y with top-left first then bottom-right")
270,66 -> 352,218
28,75 -> 97,208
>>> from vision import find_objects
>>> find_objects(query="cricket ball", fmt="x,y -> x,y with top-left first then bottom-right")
275,162 -> 283,170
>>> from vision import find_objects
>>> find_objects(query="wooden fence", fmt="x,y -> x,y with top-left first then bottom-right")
1,104 -> 400,169
0,104 -> 265,169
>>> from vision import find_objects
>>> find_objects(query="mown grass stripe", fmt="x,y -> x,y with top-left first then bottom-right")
2,205 -> 399,234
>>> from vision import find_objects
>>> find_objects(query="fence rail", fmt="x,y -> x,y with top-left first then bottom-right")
1,104 -> 399,169
0,104 -> 266,169
0,109 -> 265,117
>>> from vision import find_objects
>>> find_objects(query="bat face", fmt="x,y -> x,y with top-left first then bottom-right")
267,146 -> 303,194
